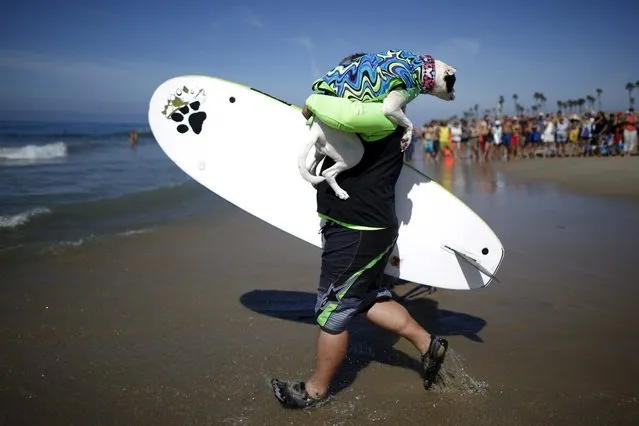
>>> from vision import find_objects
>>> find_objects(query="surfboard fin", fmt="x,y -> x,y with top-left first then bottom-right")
442,245 -> 500,284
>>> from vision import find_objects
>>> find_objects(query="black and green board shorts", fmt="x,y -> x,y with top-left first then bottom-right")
314,220 -> 398,334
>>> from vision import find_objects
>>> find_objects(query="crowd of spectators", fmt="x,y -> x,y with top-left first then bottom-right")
405,109 -> 638,162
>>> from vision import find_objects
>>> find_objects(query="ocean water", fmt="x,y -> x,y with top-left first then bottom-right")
0,120 -> 221,254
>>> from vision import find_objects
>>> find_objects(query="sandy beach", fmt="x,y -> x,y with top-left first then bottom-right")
496,156 -> 639,203
2,162 -> 639,425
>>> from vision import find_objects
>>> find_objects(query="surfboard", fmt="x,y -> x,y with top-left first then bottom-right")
148,75 -> 505,290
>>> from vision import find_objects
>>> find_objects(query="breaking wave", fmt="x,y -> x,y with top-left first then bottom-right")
0,142 -> 68,162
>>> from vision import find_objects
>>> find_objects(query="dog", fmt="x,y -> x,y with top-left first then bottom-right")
298,49 -> 456,200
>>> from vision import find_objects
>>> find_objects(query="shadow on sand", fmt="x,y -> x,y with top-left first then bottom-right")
239,281 -> 488,396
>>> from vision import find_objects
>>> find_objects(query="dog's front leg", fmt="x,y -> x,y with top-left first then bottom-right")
383,90 -> 413,151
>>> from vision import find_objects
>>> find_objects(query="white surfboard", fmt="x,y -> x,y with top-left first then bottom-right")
148,75 -> 504,290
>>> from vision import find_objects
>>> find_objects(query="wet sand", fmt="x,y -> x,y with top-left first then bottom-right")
2,165 -> 639,425
496,156 -> 639,203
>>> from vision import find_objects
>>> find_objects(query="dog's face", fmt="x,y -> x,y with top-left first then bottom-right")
431,59 -> 457,101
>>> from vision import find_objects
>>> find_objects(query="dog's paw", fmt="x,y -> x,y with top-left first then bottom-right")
169,101 -> 207,135
401,137 -> 412,152
401,128 -> 413,150
335,189 -> 350,200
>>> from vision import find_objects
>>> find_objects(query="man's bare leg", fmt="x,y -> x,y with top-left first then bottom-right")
367,298 -> 448,389
365,299 -> 431,355
304,329 -> 349,399
301,298 -> 441,400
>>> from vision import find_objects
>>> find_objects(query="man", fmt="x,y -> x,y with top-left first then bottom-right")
623,108 -> 637,156
556,114 -> 568,158
270,109 -> 448,409
404,126 -> 420,161
479,116 -> 491,161
128,129 -> 139,147
486,119 -> 501,161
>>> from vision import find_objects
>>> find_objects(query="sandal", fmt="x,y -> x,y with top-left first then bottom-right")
270,379 -> 329,409
422,335 -> 449,389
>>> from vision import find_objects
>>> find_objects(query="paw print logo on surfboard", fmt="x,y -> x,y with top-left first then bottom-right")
161,86 -> 207,135
170,101 -> 206,134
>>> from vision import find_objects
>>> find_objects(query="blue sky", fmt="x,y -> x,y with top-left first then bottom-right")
1,0 -> 637,123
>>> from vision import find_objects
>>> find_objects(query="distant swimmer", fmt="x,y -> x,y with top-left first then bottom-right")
129,130 -> 139,147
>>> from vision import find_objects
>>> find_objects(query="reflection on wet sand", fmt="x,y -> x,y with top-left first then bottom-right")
411,155 -> 639,204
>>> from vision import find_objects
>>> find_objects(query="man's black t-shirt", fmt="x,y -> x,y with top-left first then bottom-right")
316,126 -> 404,229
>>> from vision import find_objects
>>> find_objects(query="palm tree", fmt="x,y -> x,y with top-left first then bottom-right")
596,88 -> 603,110
512,94 -> 518,114
577,98 -> 586,113
474,104 -> 479,117
556,100 -> 562,112
626,83 -> 635,108
497,95 -> 505,116
586,95 -> 596,111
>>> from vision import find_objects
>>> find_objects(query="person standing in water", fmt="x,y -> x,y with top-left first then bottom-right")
129,130 -> 139,147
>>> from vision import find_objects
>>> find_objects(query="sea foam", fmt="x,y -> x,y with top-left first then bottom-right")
0,207 -> 51,229
0,141 -> 68,162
